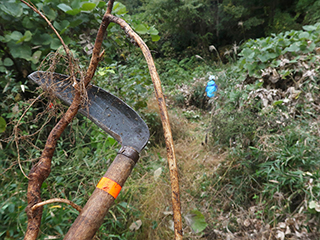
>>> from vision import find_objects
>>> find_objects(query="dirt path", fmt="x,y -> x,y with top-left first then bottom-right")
132,107 -> 228,239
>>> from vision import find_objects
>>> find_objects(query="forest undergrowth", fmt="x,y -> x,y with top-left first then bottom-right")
2,5 -> 320,238
137,22 -> 320,239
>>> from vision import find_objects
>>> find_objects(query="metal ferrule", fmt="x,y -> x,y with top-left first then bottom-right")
118,146 -> 139,163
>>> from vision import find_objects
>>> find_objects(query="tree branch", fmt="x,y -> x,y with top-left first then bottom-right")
20,0 -> 76,81
21,1 -> 181,239
31,198 -> 82,213
105,14 -> 183,239
22,1 -> 116,239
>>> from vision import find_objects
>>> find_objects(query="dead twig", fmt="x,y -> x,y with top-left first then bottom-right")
13,93 -> 44,180
105,14 -> 183,239
31,198 -> 82,213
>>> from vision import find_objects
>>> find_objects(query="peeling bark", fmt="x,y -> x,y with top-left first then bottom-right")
23,1 -> 115,239
23,1 -> 182,239
106,14 -> 183,239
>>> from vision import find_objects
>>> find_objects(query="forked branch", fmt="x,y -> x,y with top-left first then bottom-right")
22,0 -> 182,239
22,1 -> 115,240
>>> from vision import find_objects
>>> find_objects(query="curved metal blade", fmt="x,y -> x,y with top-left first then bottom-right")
28,71 -> 149,153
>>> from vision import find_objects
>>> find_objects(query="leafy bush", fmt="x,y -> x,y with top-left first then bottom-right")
208,22 -> 320,228
96,54 -> 152,111
237,22 -> 320,82
0,1 -> 161,238
0,0 -> 160,74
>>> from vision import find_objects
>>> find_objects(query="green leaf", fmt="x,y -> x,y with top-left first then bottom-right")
54,225 -> 64,235
3,58 -> 13,67
71,0 -> 81,9
57,3 -> 72,12
0,231 -> 6,238
257,54 -> 268,62
273,100 -> 283,106
8,43 -> 32,60
16,31 -> 32,43
62,36 -> 71,45
8,203 -> 15,213
255,81 -> 264,88
148,27 -> 159,35
0,117 -> 6,133
70,19 -> 83,28
24,31 -> 33,42
257,52 -> 278,63
268,53 -> 278,59
279,69 -> 292,77
33,33 -> 52,45
81,3 -> 96,11
289,56 -> 300,63
97,1 -> 106,8
9,31 -> 23,41
303,25 -> 317,31
107,135 -> 117,145
299,32 -> 309,39
0,3 -> 23,17
66,9 -> 81,15
285,42 -> 300,52
22,16 -> 35,29
50,38 -> 62,50
271,60 -> 281,67
31,51 -> 42,64
43,5 -> 57,20
151,35 -> 160,42
241,48 -> 255,59
135,24 -> 148,35
308,42 -> 316,52
113,2 -> 127,15
53,20 -> 70,34
186,210 -> 208,233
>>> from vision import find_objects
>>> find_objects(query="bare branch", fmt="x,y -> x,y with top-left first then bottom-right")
31,198 -> 82,213
106,0 -> 115,14
14,93 -> 44,180
105,14 -> 183,239
21,1 -> 116,239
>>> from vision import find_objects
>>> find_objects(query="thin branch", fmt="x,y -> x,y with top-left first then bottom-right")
20,0 -> 75,81
31,198 -> 82,213
106,0 -> 115,14
105,14 -> 183,239
13,93 -> 44,180
82,8 -> 113,87
21,1 -> 116,239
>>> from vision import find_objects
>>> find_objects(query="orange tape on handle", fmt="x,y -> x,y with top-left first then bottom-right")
96,177 -> 122,199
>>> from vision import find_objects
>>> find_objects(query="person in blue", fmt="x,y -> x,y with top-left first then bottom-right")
205,75 -> 218,98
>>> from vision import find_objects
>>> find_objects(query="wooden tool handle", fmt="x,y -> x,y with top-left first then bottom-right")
64,152 -> 137,240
